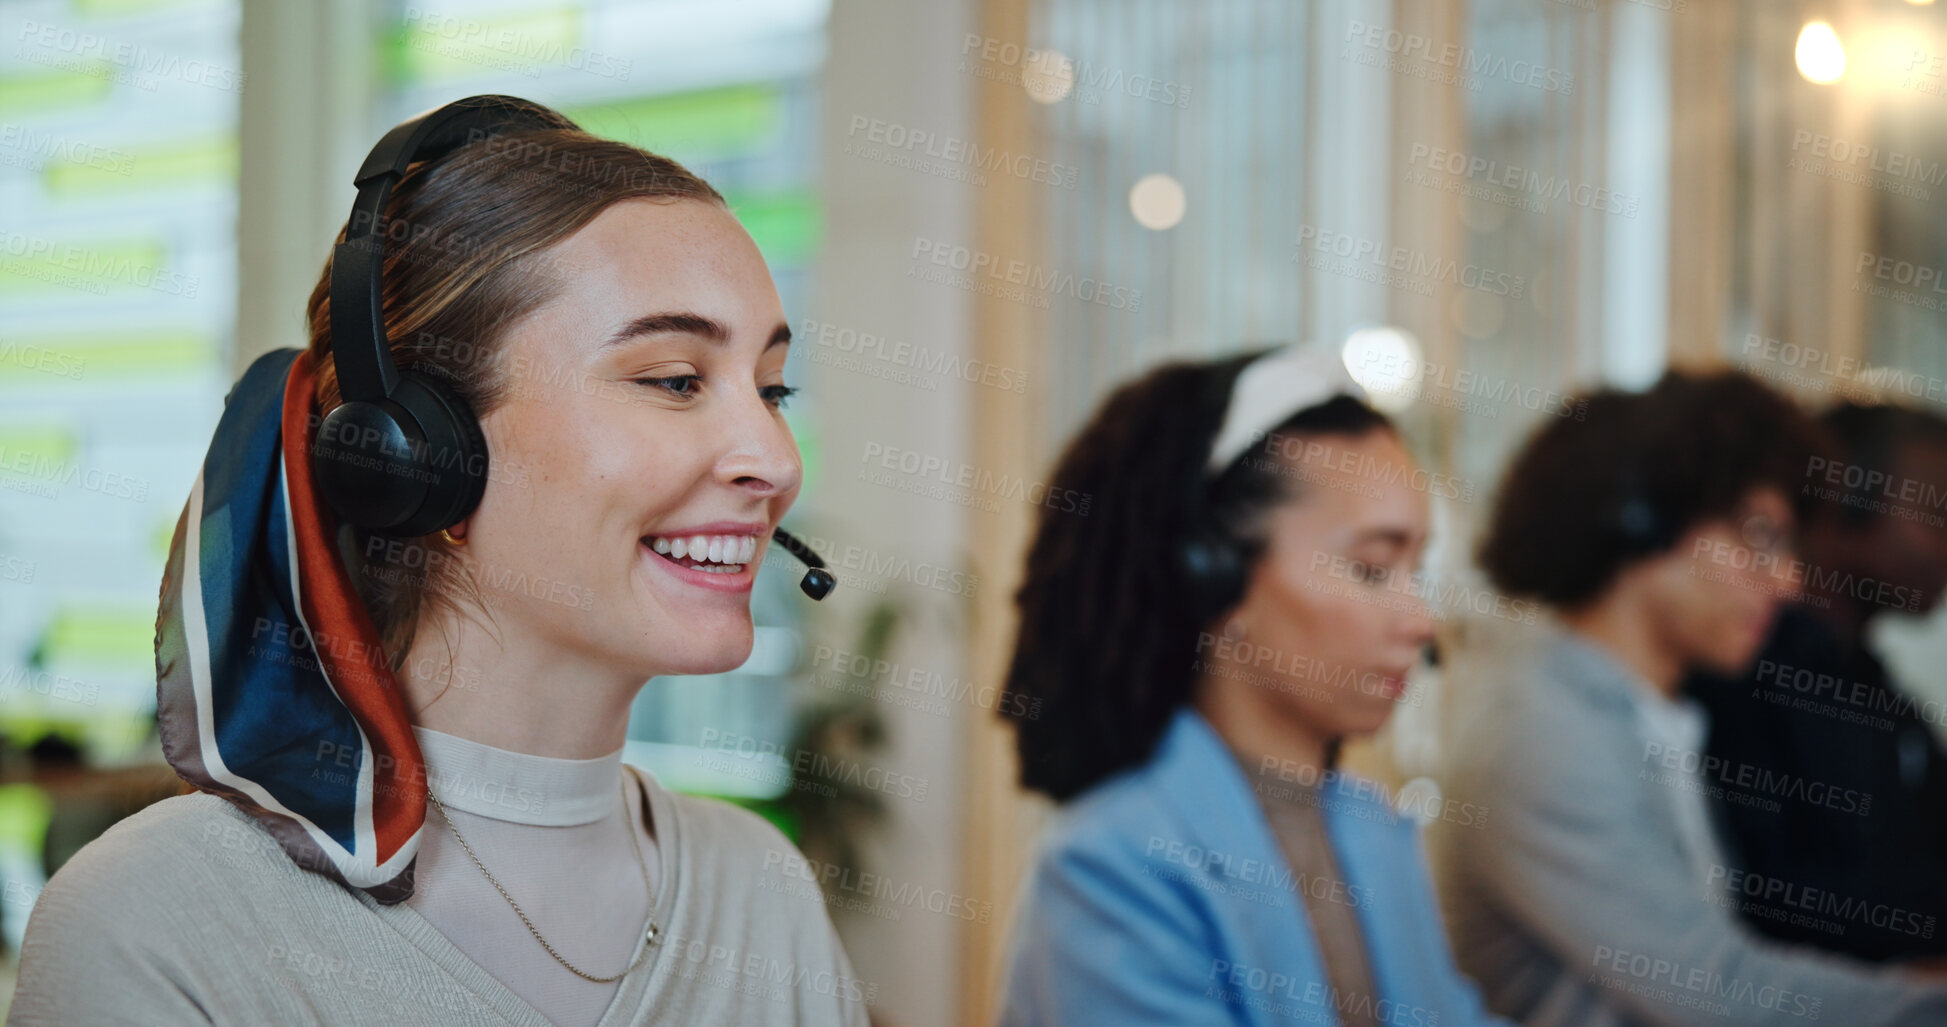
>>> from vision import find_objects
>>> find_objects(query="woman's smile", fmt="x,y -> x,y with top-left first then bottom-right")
639,520 -> 768,594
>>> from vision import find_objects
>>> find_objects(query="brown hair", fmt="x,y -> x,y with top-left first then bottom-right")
1479,369 -> 1820,610
302,112 -> 724,665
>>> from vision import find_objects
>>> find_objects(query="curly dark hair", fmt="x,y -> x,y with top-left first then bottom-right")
997,348 -> 1393,802
1479,369 -> 1820,610
1814,402 -> 1947,527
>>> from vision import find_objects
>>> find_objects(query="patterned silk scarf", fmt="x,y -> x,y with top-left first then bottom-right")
154,346 -> 427,903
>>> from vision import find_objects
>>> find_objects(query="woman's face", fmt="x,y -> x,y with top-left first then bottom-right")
1643,487 -> 1794,674
1211,428 -> 1437,742
463,197 -> 800,681
1857,441 -> 1947,614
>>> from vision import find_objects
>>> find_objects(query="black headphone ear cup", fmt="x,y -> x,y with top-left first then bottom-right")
1209,543 -> 1247,615
311,397 -> 423,534
1612,462 -> 1678,558
386,370 -> 489,537
1181,529 -> 1249,624
449,380 -> 489,487
309,369 -> 488,537
1616,494 -> 1660,551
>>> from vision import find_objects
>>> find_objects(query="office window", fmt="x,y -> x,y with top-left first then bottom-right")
0,0 -> 241,952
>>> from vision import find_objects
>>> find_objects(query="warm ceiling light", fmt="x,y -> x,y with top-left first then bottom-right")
1129,173 -> 1186,230
1021,49 -> 1074,104
1796,21 -> 1847,84
1340,326 -> 1423,412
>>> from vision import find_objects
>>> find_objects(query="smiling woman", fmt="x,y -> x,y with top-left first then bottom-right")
7,97 -> 869,1027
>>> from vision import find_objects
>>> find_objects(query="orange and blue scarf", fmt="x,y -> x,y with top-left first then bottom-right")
155,347 -> 426,902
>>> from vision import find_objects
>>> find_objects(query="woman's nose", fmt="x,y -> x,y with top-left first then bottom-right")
1401,598 -> 1438,647
717,395 -> 802,497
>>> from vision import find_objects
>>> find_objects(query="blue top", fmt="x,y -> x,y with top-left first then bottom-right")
998,706 -> 1510,1026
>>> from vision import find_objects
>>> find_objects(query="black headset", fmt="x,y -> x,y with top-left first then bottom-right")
1610,415 -> 1678,560
311,94 -> 835,600
1179,519 -> 1249,626
1613,470 -> 1674,557
1175,353 -> 1263,622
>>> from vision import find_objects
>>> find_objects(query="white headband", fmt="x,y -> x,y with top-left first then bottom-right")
1205,343 -> 1368,474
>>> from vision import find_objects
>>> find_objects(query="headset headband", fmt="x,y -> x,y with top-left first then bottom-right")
328,95 -> 564,403
1205,343 -> 1367,475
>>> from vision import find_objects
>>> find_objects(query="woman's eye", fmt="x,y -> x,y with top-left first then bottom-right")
761,384 -> 798,409
635,375 -> 701,398
1351,559 -> 1400,586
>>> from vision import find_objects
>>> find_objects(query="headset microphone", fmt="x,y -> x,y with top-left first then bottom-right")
771,527 -> 836,600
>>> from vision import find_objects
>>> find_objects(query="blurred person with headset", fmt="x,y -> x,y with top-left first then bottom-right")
994,344 -> 1512,1026
1428,370 -> 1947,1027
1684,401 -> 1947,964
8,96 -> 863,1027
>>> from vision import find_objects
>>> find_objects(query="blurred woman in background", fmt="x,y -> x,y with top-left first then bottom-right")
995,344 -> 1509,1026
1430,370 -> 1947,1027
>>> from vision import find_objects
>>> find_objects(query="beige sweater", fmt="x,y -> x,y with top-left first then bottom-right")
6,761 -> 873,1026
400,726 -> 666,1027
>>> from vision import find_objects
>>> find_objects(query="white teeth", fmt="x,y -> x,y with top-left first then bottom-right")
644,533 -> 758,567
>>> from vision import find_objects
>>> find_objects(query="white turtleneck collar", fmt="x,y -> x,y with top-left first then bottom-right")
410,724 -> 627,827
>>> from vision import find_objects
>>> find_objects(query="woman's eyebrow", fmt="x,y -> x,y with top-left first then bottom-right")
601,311 -> 727,347
1352,528 -> 1414,550
599,313 -> 793,351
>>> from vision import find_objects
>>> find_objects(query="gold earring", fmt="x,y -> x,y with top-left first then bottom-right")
438,527 -> 467,546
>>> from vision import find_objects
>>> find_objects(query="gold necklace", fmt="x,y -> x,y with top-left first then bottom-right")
426,776 -> 660,983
